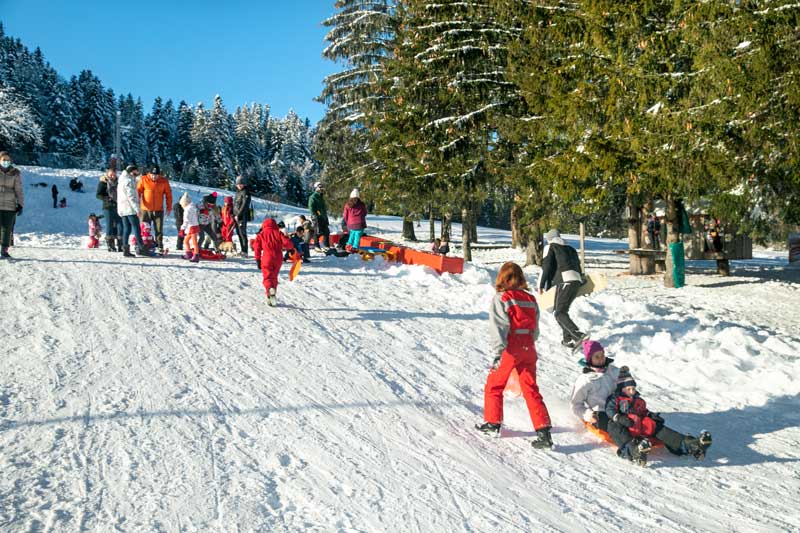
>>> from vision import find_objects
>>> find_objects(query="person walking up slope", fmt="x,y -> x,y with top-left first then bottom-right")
539,229 -> 587,348
253,218 -> 295,307
476,262 -> 553,449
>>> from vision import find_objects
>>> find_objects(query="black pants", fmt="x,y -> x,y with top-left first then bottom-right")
199,224 -> 221,250
316,216 -> 330,248
53,196 -> 58,208
141,210 -> 164,249
236,220 -> 248,254
554,281 -> 583,342
0,210 -> 16,248
608,418 -> 687,456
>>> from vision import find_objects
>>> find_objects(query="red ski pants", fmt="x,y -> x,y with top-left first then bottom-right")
483,341 -> 551,430
261,258 -> 282,293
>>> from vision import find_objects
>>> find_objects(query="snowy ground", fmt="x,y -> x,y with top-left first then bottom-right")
1,167 -> 799,532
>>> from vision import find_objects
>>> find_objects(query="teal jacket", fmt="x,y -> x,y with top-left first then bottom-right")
308,191 -> 328,219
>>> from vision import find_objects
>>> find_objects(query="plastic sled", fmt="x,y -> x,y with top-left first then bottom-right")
199,249 -> 226,261
539,272 -> 608,312
503,369 -> 522,398
583,421 -> 663,448
288,252 -> 302,281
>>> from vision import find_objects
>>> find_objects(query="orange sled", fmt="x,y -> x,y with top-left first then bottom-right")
584,421 -> 664,448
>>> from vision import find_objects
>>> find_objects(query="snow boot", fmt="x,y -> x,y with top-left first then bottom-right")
106,238 -> 117,252
0,247 -> 10,258
531,427 -> 554,449
116,237 -> 124,252
122,245 -> 135,257
475,421 -> 501,437
189,253 -> 200,263
683,431 -> 712,460
267,287 -> 277,307
182,251 -> 193,260
623,437 -> 651,466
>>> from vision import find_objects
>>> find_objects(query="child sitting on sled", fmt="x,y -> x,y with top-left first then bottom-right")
605,368 -> 711,465
138,221 -> 157,253
87,213 -> 103,248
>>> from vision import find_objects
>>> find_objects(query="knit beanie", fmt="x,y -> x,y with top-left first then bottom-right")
616,366 -> 637,391
583,340 -> 604,365
544,229 -> 560,242
350,188 -> 359,198
179,192 -> 191,208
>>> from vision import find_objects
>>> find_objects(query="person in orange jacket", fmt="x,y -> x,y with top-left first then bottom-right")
136,165 -> 172,253
252,218 -> 295,307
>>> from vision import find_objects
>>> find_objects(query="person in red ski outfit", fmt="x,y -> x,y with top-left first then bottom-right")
220,196 -> 236,243
252,218 -> 295,306
476,262 -> 553,449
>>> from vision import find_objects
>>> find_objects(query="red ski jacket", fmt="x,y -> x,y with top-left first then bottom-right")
253,219 -> 294,267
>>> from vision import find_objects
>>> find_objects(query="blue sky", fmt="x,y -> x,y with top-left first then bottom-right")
1,0 -> 339,124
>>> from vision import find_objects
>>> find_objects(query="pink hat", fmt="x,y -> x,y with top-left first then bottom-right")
583,340 -> 604,364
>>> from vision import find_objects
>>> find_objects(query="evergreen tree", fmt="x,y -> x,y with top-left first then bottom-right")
0,85 -> 43,147
174,100 -> 194,176
146,96 -> 171,167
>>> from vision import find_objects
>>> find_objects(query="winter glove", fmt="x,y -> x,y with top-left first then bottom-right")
583,409 -> 598,424
15,204 -> 22,216
613,414 -> 634,428
648,412 -> 664,424
489,355 -> 501,371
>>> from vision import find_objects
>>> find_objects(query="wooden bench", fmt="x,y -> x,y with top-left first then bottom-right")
614,248 -> 667,272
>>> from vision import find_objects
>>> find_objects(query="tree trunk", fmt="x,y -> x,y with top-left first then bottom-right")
511,198 -> 520,248
663,195 -> 679,288
523,224 -> 544,267
627,195 -> 645,274
462,206 -> 472,262
441,212 -> 452,241
640,205 -> 655,274
402,215 -> 417,241
428,203 -> 435,242
470,201 -> 479,243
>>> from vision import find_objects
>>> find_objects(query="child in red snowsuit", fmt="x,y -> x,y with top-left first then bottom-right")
221,196 -> 236,243
252,218 -> 295,306
87,213 -> 102,248
605,368 -> 711,463
476,262 -> 553,449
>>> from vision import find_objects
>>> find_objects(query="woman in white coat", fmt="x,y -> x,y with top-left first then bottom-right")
117,165 -> 145,257
569,340 -> 622,431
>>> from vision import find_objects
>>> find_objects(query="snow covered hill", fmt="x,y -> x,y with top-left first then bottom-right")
1,167 -> 799,532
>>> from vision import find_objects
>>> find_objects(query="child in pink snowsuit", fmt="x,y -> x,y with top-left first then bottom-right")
87,213 -> 102,248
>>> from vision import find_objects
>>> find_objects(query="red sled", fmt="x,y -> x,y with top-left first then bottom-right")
199,249 -> 226,261
583,421 -> 664,448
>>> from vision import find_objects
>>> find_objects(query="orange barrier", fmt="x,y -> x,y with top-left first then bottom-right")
359,234 -> 463,275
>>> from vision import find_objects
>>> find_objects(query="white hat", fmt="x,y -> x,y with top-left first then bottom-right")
350,188 -> 359,198
313,181 -> 323,190
544,229 -> 561,241
179,191 -> 191,208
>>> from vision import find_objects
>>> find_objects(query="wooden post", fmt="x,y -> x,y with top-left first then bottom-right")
579,222 -> 586,272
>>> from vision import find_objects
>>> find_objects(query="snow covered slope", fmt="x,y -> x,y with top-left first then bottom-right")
1,167 -> 799,532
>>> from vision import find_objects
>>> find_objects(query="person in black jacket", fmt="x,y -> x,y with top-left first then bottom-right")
51,183 -> 58,209
174,193 -> 186,250
538,229 -> 586,348
233,176 -> 252,256
95,168 -> 122,252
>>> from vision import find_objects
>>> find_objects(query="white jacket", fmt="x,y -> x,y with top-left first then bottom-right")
569,365 -> 620,422
181,203 -> 199,231
117,171 -> 140,217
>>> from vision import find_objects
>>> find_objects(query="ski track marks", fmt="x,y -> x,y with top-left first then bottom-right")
1,245 -> 798,532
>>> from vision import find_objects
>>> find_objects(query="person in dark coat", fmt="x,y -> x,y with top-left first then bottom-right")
51,183 -> 58,209
96,168 -> 122,252
233,176 -> 252,256
308,181 -> 330,250
174,194 -> 186,250
538,229 -> 586,348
